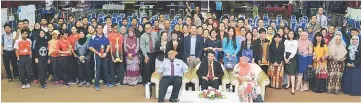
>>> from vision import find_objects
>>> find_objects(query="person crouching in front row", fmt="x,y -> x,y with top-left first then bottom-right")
197,51 -> 224,90
157,50 -> 188,102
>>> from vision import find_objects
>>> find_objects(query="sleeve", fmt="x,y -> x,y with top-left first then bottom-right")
290,41 -> 298,59
85,42 -> 91,59
233,38 -> 242,55
197,37 -> 204,58
324,45 -> 329,57
268,45 -> 274,63
283,41 -> 287,58
135,38 -> 140,54
105,37 -> 110,46
196,63 -> 203,77
140,35 -> 149,58
222,38 -> 228,54
157,60 -> 166,74
124,38 -> 128,53
323,16 -> 328,28
74,42 -> 80,56
182,61 -> 189,73
1,35 -> 4,46
13,40 -> 19,49
217,63 -> 224,79
33,40 -> 39,58
88,37 -> 94,48
353,47 -> 361,65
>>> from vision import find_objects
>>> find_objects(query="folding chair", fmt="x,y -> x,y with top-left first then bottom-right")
170,3 -> 176,18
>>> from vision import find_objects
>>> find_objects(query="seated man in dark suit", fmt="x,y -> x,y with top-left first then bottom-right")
197,51 -> 224,90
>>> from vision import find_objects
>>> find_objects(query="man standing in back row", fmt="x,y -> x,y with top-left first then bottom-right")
140,22 -> 159,84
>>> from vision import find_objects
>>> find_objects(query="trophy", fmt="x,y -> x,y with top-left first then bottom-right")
260,42 -> 269,66
114,38 -> 122,62
100,45 -> 105,54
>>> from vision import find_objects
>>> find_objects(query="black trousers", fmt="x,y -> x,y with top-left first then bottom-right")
67,56 -> 76,82
18,55 -> 32,85
58,56 -> 69,83
110,61 -> 125,84
158,76 -> 182,102
49,57 -> 58,81
200,79 -> 220,90
37,57 -> 48,85
142,53 -> 155,84
94,57 -> 109,86
216,10 -> 222,20
3,50 -> 19,79
31,51 -> 37,80
261,65 -> 269,74
78,59 -> 91,83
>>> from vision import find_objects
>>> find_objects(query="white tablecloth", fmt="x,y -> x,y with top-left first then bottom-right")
179,91 -> 240,103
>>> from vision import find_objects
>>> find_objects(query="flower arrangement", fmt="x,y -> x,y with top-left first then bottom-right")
198,88 -> 226,100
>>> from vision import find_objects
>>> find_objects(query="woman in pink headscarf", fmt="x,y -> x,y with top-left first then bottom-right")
237,56 -> 258,102
123,28 -> 141,86
296,32 -> 313,91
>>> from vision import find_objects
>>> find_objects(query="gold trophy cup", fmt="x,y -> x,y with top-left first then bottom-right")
114,38 -> 122,62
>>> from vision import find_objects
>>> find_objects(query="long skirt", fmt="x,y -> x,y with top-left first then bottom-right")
123,56 -> 142,85
238,81 -> 258,102
342,67 -> 361,96
268,63 -> 284,89
327,60 -> 344,94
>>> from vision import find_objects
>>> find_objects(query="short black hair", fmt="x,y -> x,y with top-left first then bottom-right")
122,19 -> 128,21
18,20 -> 24,24
142,17 -> 148,20
191,24 -> 197,28
185,16 -> 192,20
132,17 -> 137,20
3,23 -> 11,28
111,23 -> 118,28
171,30 -> 178,35
329,25 -> 336,28
197,26 -> 203,29
208,50 -> 215,55
82,17 -> 88,20
257,19 -> 264,23
105,16 -> 112,20
240,26 -> 246,30
144,22 -> 152,26
91,18 -> 97,20
68,14 -> 74,18
23,19 -> 29,23
350,28 -> 359,32
58,18 -> 64,21
259,28 -> 266,34
21,29 -> 29,34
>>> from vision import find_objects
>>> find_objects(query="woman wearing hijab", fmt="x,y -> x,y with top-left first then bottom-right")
74,30 -> 91,87
236,56 -> 259,102
30,23 -> 42,83
342,35 -> 361,96
327,35 -> 347,94
296,32 -> 313,92
33,30 -> 49,88
135,24 -> 145,38
268,34 -> 285,89
123,28 -> 142,86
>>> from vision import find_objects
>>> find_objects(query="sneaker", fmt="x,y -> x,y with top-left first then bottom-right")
41,85 -> 47,89
34,80 -> 39,83
64,83 -> 70,87
86,82 -> 91,87
100,80 -> 103,83
8,78 -> 13,82
117,83 -> 124,87
106,83 -> 114,88
55,81 -> 60,86
95,86 -> 100,91
26,83 -> 31,88
21,85 -> 26,89
78,82 -> 84,87
92,79 -> 95,83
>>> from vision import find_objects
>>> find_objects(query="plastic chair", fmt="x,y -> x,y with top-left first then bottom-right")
291,15 -> 296,21
299,18 -> 304,24
170,3 -> 176,17
111,17 -> 117,24
179,2 -> 185,17
91,12 -> 96,19
117,16 -> 123,23
87,14 -> 92,22
276,15 -> 282,24
356,21 -> 360,29
112,13 -> 118,18
119,13 -> 125,18
300,22 -> 307,29
190,3 -> 195,11
291,21 -> 297,31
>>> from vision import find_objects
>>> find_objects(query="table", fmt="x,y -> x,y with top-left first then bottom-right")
179,91 -> 240,103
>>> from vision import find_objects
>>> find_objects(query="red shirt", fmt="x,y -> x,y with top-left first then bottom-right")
14,39 -> 32,56
67,34 -> 80,50
48,40 -> 60,57
108,32 -> 123,54
59,39 -> 72,56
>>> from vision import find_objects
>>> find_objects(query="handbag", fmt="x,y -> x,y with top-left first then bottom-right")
253,95 -> 264,102
224,57 -> 236,70
316,69 -> 328,79
303,67 -> 315,81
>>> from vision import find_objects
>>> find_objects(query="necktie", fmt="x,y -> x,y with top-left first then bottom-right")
208,62 -> 213,80
149,33 -> 153,52
171,60 -> 174,76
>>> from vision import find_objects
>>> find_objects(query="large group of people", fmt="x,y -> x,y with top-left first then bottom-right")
2,4 -> 361,102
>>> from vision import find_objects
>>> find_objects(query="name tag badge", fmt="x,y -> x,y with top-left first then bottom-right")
176,64 -> 180,66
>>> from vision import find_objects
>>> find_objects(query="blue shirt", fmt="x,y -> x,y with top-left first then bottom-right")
222,37 -> 241,55
88,34 -> 109,58
2,33 -> 15,51
216,1 -> 222,10
190,36 -> 197,55
158,58 -> 188,77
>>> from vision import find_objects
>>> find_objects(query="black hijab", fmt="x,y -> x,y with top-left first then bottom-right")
36,30 -> 49,46
135,25 -> 145,38
30,28 -> 41,41
78,30 -> 87,45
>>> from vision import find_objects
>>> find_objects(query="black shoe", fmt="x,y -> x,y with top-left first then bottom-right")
291,92 -> 295,95
169,99 -> 178,102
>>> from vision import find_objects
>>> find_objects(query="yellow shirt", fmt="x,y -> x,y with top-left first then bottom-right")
313,44 -> 328,69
